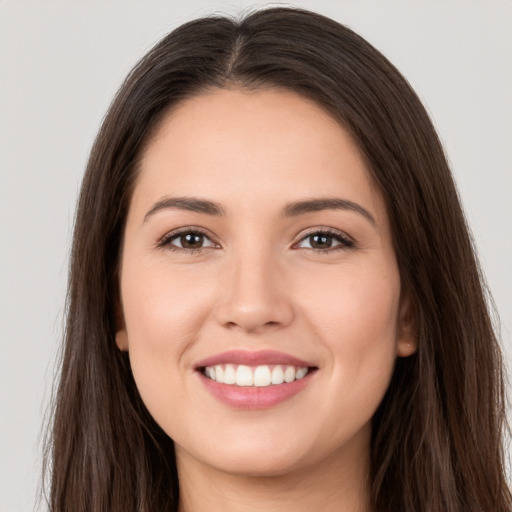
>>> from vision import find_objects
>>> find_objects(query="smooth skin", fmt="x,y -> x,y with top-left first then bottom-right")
116,88 -> 416,512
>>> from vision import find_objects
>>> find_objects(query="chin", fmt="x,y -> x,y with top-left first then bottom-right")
174,429 -> 312,478
205,450 -> 308,478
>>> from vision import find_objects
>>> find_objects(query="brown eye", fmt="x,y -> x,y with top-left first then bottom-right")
180,233 -> 205,249
162,230 -> 217,251
296,230 -> 354,251
309,234 -> 333,249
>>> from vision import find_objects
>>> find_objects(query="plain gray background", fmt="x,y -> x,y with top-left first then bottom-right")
1,1 -> 511,511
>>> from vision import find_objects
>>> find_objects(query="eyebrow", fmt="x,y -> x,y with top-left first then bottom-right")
144,196 -> 225,221
143,195 -> 375,226
282,198 -> 376,225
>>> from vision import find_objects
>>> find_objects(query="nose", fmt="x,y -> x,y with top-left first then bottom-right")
215,250 -> 295,334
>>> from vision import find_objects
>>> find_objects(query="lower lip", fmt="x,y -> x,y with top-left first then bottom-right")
198,370 -> 316,410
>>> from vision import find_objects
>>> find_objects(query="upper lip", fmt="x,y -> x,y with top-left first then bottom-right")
194,349 -> 317,369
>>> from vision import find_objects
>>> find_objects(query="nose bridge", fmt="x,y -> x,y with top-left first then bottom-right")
215,240 -> 294,332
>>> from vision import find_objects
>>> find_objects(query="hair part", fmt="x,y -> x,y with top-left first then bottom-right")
44,7 -> 511,512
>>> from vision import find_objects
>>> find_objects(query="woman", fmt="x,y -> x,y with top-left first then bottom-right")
45,7 -> 511,512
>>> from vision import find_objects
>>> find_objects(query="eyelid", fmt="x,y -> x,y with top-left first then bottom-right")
157,226 -> 220,251
156,225 -> 354,252
292,227 -> 355,250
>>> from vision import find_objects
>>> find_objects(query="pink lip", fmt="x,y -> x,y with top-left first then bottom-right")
194,349 -> 315,369
194,350 -> 318,410
198,370 -> 316,410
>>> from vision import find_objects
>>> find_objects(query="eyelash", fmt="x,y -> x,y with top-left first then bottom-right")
157,227 -> 355,253
157,227 -> 217,253
293,228 -> 355,252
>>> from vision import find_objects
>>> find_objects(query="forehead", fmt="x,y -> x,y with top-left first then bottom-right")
132,87 -> 385,223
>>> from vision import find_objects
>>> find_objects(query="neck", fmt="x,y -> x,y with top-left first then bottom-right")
176,437 -> 371,512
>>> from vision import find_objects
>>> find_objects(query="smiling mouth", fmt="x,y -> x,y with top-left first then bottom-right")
196,351 -> 318,409
200,364 -> 316,387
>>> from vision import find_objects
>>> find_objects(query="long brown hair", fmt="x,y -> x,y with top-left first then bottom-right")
44,7 -> 511,511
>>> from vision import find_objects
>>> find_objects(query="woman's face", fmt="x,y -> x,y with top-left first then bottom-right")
116,88 -> 415,478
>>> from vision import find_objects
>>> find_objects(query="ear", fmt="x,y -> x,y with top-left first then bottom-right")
115,301 -> 129,352
396,292 -> 417,357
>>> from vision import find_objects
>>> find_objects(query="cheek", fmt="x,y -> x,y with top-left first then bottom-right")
119,260 -> 217,404
292,263 -> 400,441
301,259 -> 400,341
122,260 -> 214,348
299,260 -> 400,391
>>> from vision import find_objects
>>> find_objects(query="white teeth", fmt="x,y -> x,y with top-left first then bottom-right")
203,364 -> 310,387
271,365 -> 284,384
284,365 -> 295,383
223,364 -> 236,384
236,365 -> 253,386
253,366 -> 272,387
214,365 -> 224,382
296,367 -> 308,379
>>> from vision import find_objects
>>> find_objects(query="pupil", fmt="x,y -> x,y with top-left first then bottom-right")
182,233 -> 203,248
311,234 -> 332,248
